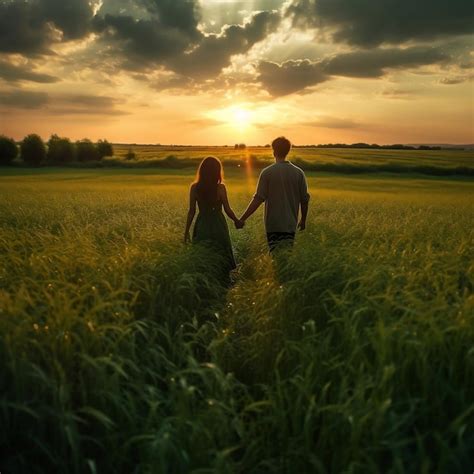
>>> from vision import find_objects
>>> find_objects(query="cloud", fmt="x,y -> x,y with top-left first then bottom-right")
258,46 -> 450,96
91,0 -> 203,70
0,0 -> 100,55
0,60 -> 60,84
95,8 -> 281,79
323,46 -> 449,78
381,88 -> 417,99
0,1 -> 281,86
1,90 -> 49,109
301,116 -> 360,129
257,59 -> 329,96
51,93 -> 129,115
149,74 -> 194,92
185,117 -> 225,127
172,10 -> 281,78
0,89 -> 128,115
440,75 -> 473,85
287,0 -> 474,47
40,0 -> 101,40
200,0 -> 283,31
0,2 -> 57,55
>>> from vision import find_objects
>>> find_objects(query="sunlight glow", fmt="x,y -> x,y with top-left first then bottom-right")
232,107 -> 251,129
208,103 -> 279,133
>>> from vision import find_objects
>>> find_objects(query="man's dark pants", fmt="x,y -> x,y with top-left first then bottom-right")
266,232 -> 295,252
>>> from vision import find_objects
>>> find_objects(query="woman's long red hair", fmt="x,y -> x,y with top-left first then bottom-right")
195,156 -> 223,203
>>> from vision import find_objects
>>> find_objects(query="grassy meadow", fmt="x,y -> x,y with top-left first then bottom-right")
1,162 -> 473,472
107,145 -> 474,176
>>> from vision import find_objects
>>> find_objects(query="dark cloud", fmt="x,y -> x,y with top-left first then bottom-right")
95,8 -> 281,79
257,59 -> 329,96
323,47 -> 449,78
51,93 -> 129,115
0,90 -> 49,109
0,0 -> 99,55
258,46 -> 449,96
440,75 -> 473,85
0,2 -> 57,55
0,89 -> 127,114
0,60 -> 59,84
172,11 -> 281,78
142,0 -> 202,33
92,0 -> 202,68
40,0 -> 100,40
0,1 -> 280,85
58,94 -> 122,108
287,0 -> 474,47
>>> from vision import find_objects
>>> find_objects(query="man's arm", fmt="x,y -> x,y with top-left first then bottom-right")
240,170 -> 267,223
298,200 -> 308,230
240,196 -> 264,223
298,172 -> 310,230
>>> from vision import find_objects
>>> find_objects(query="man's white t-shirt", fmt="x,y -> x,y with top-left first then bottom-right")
254,161 -> 310,233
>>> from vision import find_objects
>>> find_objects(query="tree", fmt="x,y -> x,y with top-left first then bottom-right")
47,134 -> 75,164
125,148 -> 136,160
0,135 -> 18,165
76,139 -> 100,162
21,134 -> 46,166
97,139 -> 114,159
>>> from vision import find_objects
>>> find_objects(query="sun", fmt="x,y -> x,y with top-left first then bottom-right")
231,107 -> 251,129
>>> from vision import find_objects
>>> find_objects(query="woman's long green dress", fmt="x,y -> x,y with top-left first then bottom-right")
192,197 -> 236,273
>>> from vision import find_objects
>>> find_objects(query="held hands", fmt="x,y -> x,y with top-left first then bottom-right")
234,218 -> 245,229
298,220 -> 306,231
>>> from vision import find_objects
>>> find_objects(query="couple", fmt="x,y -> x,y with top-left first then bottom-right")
184,136 -> 310,274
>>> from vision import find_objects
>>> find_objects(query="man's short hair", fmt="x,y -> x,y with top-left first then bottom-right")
272,136 -> 291,158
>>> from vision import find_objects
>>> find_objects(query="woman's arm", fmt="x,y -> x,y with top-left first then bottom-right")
184,184 -> 197,242
219,184 -> 240,223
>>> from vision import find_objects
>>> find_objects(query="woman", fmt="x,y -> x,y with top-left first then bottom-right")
184,156 -> 241,274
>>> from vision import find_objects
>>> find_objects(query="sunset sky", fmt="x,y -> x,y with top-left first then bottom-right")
0,0 -> 473,145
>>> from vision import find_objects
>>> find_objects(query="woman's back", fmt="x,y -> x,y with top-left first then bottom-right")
195,183 -> 224,213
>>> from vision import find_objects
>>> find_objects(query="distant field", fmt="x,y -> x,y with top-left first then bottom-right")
108,145 -> 474,176
1,169 -> 473,472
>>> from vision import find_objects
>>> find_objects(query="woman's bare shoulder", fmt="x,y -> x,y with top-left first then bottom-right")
217,182 -> 227,195
189,182 -> 198,196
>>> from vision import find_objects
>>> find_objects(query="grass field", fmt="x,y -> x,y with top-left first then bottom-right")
1,166 -> 473,473
113,145 -> 474,167
108,145 -> 474,176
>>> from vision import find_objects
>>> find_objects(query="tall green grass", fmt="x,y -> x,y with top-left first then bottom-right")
0,173 -> 473,473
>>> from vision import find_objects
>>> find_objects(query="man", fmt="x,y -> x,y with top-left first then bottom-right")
238,136 -> 310,251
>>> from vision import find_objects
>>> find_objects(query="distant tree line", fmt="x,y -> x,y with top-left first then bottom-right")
0,134 -> 114,166
294,143 -> 443,150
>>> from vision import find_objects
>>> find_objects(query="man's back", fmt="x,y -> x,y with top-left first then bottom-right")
255,161 -> 310,233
